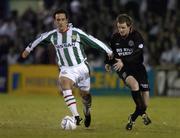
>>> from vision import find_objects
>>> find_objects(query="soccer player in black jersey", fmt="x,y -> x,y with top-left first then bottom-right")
105,14 -> 151,130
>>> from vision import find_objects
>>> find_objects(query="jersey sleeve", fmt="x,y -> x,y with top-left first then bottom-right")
104,34 -> 116,65
25,31 -> 53,53
74,28 -> 112,55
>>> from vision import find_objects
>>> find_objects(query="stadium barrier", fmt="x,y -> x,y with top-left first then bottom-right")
155,65 -> 180,96
8,65 -> 154,96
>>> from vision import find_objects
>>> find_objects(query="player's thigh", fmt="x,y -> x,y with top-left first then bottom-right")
59,76 -> 74,89
117,67 -> 139,90
76,63 -> 90,92
135,67 -> 150,92
125,75 -> 139,91
78,77 -> 90,93
59,68 -> 76,89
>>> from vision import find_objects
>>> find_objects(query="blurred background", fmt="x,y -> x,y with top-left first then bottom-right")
0,0 -> 180,96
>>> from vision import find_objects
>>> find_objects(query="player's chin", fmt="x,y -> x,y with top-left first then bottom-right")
120,33 -> 126,37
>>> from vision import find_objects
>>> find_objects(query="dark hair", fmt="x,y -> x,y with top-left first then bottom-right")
53,9 -> 68,19
116,14 -> 133,27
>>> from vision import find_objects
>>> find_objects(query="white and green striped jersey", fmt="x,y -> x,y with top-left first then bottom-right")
25,26 -> 112,67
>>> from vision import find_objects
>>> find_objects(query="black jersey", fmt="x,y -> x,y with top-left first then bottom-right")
105,30 -> 144,67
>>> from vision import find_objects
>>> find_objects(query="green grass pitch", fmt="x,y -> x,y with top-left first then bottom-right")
0,94 -> 179,138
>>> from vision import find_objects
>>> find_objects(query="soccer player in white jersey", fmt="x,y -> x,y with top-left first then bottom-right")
22,9 -> 113,127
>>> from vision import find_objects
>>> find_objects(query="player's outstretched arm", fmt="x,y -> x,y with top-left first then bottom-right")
21,50 -> 30,58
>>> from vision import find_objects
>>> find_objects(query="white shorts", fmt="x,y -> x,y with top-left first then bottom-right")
59,62 -> 90,91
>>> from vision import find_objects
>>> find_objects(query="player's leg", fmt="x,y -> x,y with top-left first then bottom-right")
125,76 -> 145,130
80,90 -> 91,127
141,91 -> 151,125
59,73 -> 82,125
139,65 -> 152,125
141,91 -> 149,107
78,62 -> 91,127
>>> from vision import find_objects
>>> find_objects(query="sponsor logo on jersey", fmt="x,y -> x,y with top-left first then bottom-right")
116,48 -> 133,56
55,42 -> 76,48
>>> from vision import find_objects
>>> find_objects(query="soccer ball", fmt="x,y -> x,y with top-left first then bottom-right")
61,116 -> 77,130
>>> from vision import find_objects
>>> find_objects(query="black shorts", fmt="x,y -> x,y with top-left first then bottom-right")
117,64 -> 150,92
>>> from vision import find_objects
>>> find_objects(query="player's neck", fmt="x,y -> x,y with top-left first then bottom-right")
59,27 -> 69,33
121,31 -> 130,39
122,34 -> 128,39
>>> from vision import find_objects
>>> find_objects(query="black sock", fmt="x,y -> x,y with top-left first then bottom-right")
131,90 -> 145,121
82,93 -> 92,115
139,106 -> 147,116
131,107 -> 140,121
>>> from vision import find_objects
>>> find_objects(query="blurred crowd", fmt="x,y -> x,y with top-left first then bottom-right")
0,0 -> 180,68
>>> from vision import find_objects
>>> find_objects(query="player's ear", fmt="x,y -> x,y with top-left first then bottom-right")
127,15 -> 133,33
113,21 -> 118,34
53,17 -> 57,24
129,25 -> 133,33
66,18 -> 69,26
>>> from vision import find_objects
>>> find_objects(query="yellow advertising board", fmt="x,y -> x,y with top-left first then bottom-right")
8,65 -> 60,95
8,65 -> 150,96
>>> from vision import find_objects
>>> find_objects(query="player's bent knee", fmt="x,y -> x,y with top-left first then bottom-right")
131,84 -> 139,91
127,82 -> 139,90
80,90 -> 91,97
59,78 -> 74,90
126,76 -> 139,91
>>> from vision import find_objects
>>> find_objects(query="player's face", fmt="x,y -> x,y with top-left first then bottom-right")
54,13 -> 68,32
117,22 -> 130,37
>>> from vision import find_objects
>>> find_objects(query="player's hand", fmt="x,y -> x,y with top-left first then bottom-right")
113,58 -> 124,71
22,50 -> 30,58
107,53 -> 113,60
105,64 -> 111,72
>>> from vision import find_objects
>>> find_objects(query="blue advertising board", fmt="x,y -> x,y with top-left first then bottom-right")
90,67 -> 154,96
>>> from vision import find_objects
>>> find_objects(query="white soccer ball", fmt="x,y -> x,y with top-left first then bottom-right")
61,116 -> 77,130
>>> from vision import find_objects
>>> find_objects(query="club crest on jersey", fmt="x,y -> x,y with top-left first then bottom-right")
128,40 -> 134,47
71,35 -> 77,41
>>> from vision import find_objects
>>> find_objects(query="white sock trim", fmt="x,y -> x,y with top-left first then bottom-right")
62,89 -> 79,116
